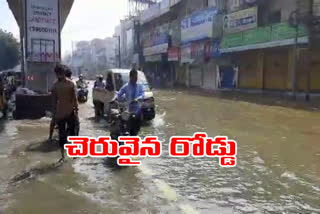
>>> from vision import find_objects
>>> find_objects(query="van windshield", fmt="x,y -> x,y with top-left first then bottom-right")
114,72 -> 150,91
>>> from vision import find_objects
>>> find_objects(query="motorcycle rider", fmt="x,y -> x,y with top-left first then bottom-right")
76,74 -> 88,89
114,69 -> 144,135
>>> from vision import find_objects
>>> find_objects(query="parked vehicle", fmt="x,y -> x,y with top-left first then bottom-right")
92,69 -> 155,121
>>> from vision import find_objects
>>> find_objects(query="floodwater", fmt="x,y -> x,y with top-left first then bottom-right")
0,87 -> 320,214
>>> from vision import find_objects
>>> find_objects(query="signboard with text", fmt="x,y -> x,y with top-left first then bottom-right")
26,0 -> 60,62
168,47 -> 180,61
181,7 -> 218,44
223,6 -> 257,34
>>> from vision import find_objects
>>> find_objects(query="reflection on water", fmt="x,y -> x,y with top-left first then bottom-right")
0,88 -> 320,214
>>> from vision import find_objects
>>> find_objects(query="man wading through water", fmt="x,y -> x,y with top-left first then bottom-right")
52,64 -> 79,162
49,68 -> 80,141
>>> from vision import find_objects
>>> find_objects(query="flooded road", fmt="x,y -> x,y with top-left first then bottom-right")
1,88 -> 320,214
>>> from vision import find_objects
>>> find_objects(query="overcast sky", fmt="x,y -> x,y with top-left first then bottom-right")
0,0 -> 128,56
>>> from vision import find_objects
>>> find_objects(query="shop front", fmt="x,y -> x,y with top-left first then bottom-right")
180,7 -> 220,89
220,22 -> 309,91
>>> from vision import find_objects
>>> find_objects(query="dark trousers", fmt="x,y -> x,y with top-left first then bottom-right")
73,114 -> 80,136
129,117 -> 141,136
57,113 -> 76,148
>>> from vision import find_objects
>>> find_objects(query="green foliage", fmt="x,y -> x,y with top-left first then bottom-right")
0,29 -> 20,70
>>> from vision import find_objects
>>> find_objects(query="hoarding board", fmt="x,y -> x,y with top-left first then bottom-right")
223,6 -> 257,34
181,7 -> 218,44
26,0 -> 60,62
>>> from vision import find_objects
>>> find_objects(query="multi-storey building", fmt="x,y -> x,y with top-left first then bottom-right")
136,0 -> 320,93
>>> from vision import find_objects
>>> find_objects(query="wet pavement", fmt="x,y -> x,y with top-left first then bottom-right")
0,87 -> 320,214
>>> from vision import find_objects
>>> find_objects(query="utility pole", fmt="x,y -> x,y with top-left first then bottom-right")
20,0 -> 26,87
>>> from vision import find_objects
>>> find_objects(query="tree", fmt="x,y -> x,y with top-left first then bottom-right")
0,29 -> 20,71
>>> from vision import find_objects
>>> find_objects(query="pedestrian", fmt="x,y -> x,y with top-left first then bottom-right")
51,64 -> 79,162
94,75 -> 105,89
65,69 -> 80,136
105,73 -> 114,91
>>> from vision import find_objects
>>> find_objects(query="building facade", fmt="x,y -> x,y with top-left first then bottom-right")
133,0 -> 320,93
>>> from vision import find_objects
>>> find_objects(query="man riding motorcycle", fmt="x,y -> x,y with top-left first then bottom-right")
112,69 -> 144,135
76,74 -> 88,102
76,74 -> 88,89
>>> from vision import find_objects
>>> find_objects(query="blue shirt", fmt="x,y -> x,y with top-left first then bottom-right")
117,82 -> 144,102
117,82 -> 144,116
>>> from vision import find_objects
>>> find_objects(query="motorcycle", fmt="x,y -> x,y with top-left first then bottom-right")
106,99 -> 141,166
77,86 -> 88,103
109,99 -> 141,139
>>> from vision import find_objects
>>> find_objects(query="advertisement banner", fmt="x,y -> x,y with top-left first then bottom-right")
143,43 -> 168,56
181,7 -> 218,44
189,40 -> 212,61
191,41 -> 206,59
168,47 -> 180,61
223,6 -> 257,34
26,0 -> 60,62
143,24 -> 169,48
